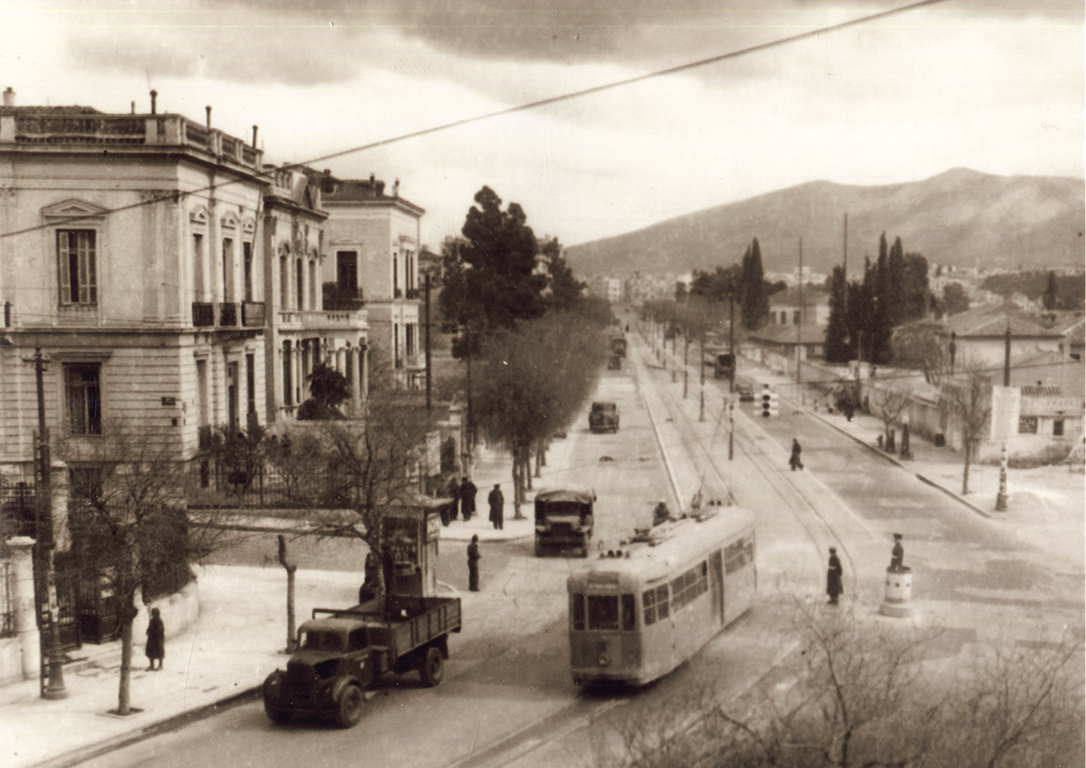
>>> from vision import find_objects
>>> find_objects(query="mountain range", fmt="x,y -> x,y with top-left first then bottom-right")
565,168 -> 1085,278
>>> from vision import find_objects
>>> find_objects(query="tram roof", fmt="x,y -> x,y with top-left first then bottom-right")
571,507 -> 756,587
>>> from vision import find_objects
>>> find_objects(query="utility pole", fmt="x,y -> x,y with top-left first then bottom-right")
24,347 -> 67,699
424,274 -> 432,411
797,236 -> 803,386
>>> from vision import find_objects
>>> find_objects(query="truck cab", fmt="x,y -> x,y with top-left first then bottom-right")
589,402 -> 619,433
535,488 -> 596,557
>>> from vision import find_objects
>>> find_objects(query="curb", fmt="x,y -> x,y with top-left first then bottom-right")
34,686 -> 261,768
783,393 -> 994,520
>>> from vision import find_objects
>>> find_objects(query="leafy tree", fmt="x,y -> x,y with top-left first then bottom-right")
1043,270 -> 1059,310
473,312 -> 607,515
439,186 -> 547,354
824,266 -> 852,363
740,238 -> 769,331
902,251 -> 931,321
538,236 -> 585,312
297,363 -> 349,420
892,321 -> 951,384
941,282 -> 970,316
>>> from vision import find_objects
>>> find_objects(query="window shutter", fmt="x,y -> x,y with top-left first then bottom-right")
57,230 -> 72,304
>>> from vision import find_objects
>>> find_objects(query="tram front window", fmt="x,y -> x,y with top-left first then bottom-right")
588,595 -> 619,630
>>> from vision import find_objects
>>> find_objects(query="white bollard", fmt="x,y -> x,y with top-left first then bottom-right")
879,566 -> 914,618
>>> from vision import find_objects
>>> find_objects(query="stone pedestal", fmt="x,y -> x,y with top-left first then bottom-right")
879,566 -> 914,618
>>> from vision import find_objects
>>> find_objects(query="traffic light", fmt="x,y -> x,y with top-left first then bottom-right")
760,386 -> 778,418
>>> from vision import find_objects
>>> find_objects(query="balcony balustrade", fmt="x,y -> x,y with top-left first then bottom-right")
277,307 -> 367,331
242,301 -> 265,327
192,302 -> 214,327
219,302 -> 239,327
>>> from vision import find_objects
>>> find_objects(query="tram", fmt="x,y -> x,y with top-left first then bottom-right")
567,508 -> 756,686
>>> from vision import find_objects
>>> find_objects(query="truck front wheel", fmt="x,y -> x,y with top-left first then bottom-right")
421,646 -> 445,687
334,685 -> 364,728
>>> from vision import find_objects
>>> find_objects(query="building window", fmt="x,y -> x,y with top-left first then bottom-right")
65,363 -> 101,435
222,238 -> 234,302
193,233 -> 206,300
1053,419 -> 1064,437
243,242 -> 253,302
57,230 -> 97,305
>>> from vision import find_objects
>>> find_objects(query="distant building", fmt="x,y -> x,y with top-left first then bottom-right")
767,287 -> 830,327
587,275 -> 622,303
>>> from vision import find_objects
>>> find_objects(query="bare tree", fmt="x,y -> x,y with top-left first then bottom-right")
62,422 -> 220,716
892,321 -> 951,385
943,372 -> 992,494
873,385 -> 912,447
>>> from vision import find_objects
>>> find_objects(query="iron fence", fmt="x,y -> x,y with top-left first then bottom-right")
0,561 -> 14,639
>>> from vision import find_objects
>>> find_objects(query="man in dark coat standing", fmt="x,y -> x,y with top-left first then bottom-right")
826,547 -> 843,605
467,535 -> 481,591
889,533 -> 905,572
459,477 -> 477,521
790,438 -> 804,471
488,483 -> 504,530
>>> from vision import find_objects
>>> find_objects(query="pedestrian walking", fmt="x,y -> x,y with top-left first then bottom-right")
467,535 -> 481,591
789,438 -> 804,471
826,547 -> 843,605
459,477 -> 477,521
445,476 -> 461,521
488,483 -> 504,530
889,533 -> 905,572
145,607 -> 164,671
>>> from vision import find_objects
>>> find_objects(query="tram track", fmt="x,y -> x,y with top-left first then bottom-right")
636,337 -> 862,589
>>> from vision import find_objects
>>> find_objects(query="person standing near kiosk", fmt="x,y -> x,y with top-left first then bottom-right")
467,535 -> 481,592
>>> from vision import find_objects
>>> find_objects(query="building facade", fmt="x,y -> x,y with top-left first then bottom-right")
321,174 -> 425,389
0,97 -> 270,475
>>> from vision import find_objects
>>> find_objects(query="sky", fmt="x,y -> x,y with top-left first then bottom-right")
1,0 -> 1082,251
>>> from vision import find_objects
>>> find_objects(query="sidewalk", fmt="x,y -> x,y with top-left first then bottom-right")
2,378 -> 1081,768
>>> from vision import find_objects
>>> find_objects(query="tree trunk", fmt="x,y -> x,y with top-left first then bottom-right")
522,446 -> 533,492
511,455 -> 522,519
117,593 -> 136,716
277,535 -> 298,652
962,442 -> 972,495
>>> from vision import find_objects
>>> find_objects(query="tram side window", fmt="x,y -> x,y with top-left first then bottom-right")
571,594 -> 585,630
588,595 -> 619,631
622,594 -> 636,631
725,535 -> 755,575
655,585 -> 669,620
670,562 -> 709,612
643,589 -> 656,625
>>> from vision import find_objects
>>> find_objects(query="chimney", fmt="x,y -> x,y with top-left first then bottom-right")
3,87 -> 14,107
252,125 -> 258,149
375,181 -> 385,196
205,106 -> 212,128
368,172 -> 375,186
392,178 -> 400,197
131,101 -> 135,114
150,90 -> 158,114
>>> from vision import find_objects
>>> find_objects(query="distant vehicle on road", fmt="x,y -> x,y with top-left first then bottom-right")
735,382 -> 755,402
535,487 -> 596,557
589,401 -> 620,433
263,596 -> 461,728
713,352 -> 735,380
610,335 -> 628,358
567,508 -> 756,686
607,355 -> 622,371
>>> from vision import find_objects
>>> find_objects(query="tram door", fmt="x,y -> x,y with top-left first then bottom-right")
709,550 -> 724,627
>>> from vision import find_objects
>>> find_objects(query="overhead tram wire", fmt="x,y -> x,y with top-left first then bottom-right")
0,0 -> 950,241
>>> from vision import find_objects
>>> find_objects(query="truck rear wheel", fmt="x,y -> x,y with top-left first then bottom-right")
265,705 -> 292,725
421,646 -> 445,687
334,685 -> 364,728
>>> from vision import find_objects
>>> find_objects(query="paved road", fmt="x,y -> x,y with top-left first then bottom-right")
81,331 -> 1083,768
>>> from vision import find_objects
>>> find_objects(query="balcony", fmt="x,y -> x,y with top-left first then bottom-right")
277,308 -> 368,332
404,288 -> 420,300
242,301 -> 265,327
192,302 -> 214,327
219,302 -> 239,327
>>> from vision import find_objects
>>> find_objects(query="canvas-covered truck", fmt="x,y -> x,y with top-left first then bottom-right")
609,335 -> 628,358
263,594 -> 462,727
589,401 -> 620,433
535,488 -> 596,557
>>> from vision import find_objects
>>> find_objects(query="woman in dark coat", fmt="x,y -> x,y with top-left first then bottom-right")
145,608 -> 165,671
826,548 -> 843,605
467,535 -> 481,592
487,484 -> 504,530
459,477 -> 477,521
790,438 -> 804,471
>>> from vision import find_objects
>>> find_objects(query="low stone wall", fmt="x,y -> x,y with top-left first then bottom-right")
132,578 -> 200,655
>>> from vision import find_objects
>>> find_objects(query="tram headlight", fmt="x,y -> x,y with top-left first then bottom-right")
598,652 -> 610,667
